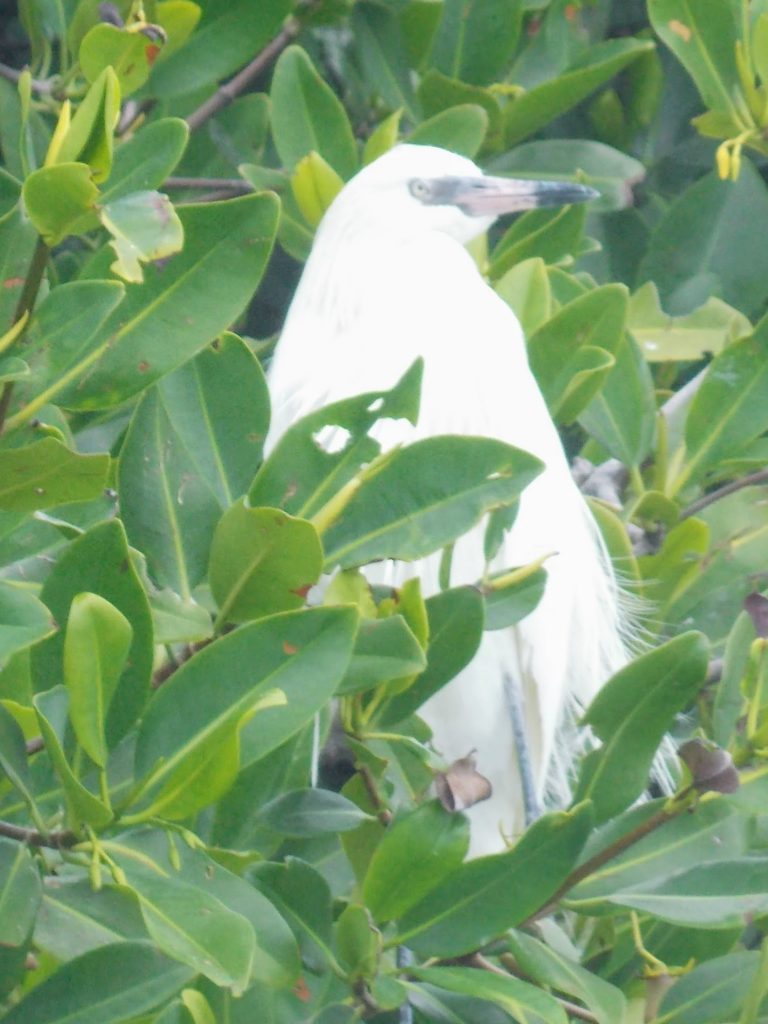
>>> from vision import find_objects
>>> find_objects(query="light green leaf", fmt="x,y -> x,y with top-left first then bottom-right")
409,104 -> 489,157
102,118 -> 189,203
408,966 -> 567,1023
58,67 -> 120,183
627,281 -> 751,361
0,439 -> 109,513
0,581 -> 55,667
209,503 -> 323,627
338,615 -> 427,694
79,24 -> 157,95
22,162 -> 99,245
100,190 -> 184,284
64,592 -> 132,768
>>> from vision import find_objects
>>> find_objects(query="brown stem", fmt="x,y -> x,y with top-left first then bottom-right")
680,468 -> 768,519
0,819 -> 77,849
185,17 -> 303,132
357,762 -> 392,826
471,954 -> 598,1023
522,795 -> 691,926
164,176 -> 253,193
0,61 -> 53,94
0,237 -> 49,434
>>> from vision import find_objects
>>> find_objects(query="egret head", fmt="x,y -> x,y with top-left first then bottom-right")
325,144 -> 598,245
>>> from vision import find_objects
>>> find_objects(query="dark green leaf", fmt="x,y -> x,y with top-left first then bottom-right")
575,632 -> 709,821
258,789 -> 373,837
0,581 -> 55,666
0,942 -> 194,1024
351,3 -> 419,120
394,803 -> 593,956
337,615 -> 426,694
408,966 -> 567,1023
0,837 -> 41,947
430,0 -> 523,86
409,105 -> 489,157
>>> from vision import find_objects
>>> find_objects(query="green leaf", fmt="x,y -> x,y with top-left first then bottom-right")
251,857 -> 335,972
637,161 -> 768,320
209,503 -> 323,627
351,3 -> 420,121
394,803 -> 593,957
489,139 -> 646,212
430,0 -> 523,86
579,334 -> 656,466
337,615 -> 427,694
504,38 -> 655,146
627,281 -> 751,362
58,67 -> 120,183
0,703 -> 35,807
67,193 -> 279,409
0,838 -> 41,947
34,879 -> 148,961
32,520 -> 154,747
483,565 -> 547,630
648,0 -> 745,119
0,942 -> 194,1024
270,46 -> 359,178
33,687 -> 113,828
409,104 -> 489,158
251,362 -> 423,519
123,872 -> 255,994
22,163 -> 99,245
0,204 -> 37,331
606,858 -> 768,927
10,280 -> 125,428
118,333 -> 268,597
0,357 -> 29,383
363,801 -> 469,922
566,798 -> 747,911
656,951 -> 762,1024
63,592 -> 132,768
79,24 -> 157,95
101,118 -> 189,203
380,586 -> 484,725
489,203 -> 587,278
575,632 -> 709,821
418,70 -> 504,150
506,930 -> 626,1024
494,256 -> 552,336
0,439 -> 109,513
322,435 -> 542,569
134,607 -> 356,795
290,151 -> 344,227
258,789 -> 373,837
100,190 -> 184,284
713,610 -> 754,747
408,967 -> 567,1024
681,315 -> 768,487
527,284 -> 628,423
117,830 -> 299,989
0,581 -> 55,667
148,0 -> 290,98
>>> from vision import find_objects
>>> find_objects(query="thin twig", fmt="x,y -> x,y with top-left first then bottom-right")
680,468 -> 768,519
185,17 -> 302,132
0,819 -> 77,849
0,237 -> 49,434
164,176 -> 252,193
522,792 -> 693,926
0,61 -> 54,94
471,954 -> 599,1023
357,762 -> 393,825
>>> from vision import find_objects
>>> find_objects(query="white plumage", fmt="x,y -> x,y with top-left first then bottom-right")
267,145 -> 628,855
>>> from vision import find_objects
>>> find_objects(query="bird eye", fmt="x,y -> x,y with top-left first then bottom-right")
409,178 -> 431,201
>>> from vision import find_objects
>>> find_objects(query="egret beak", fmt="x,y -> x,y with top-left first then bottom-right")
428,175 -> 599,217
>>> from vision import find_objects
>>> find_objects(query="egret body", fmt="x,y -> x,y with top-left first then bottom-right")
267,145 -> 628,855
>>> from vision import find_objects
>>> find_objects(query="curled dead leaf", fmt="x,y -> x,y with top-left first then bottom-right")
678,738 -> 739,794
744,592 -> 768,638
435,750 -> 492,812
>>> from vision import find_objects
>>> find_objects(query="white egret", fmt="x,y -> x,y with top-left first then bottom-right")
267,144 -> 629,856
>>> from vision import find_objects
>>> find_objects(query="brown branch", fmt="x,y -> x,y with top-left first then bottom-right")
522,792 -> 693,927
680,468 -> 768,519
0,61 -> 54,95
0,819 -> 77,849
164,176 -> 252,193
470,954 -> 598,1023
0,237 -> 49,434
357,762 -> 392,826
185,16 -> 303,132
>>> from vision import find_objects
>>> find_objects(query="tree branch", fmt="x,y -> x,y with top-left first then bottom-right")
680,468 -> 768,519
0,819 -> 78,849
185,16 -> 303,132
0,61 -> 54,95
0,237 -> 49,434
